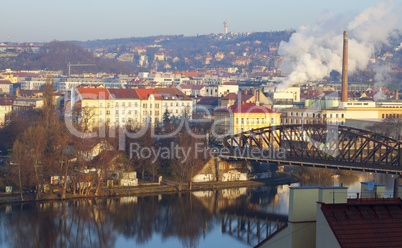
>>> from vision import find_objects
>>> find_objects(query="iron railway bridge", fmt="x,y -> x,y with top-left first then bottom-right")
222,124 -> 402,175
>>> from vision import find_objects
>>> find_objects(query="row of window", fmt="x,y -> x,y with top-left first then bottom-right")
288,112 -> 345,118
235,117 -> 276,125
281,118 -> 344,125
382,114 -> 400,118
84,117 -> 161,124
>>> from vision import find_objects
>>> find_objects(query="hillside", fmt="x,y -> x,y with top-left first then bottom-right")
0,41 -> 133,74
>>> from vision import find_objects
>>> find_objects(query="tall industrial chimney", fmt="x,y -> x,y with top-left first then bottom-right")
341,31 -> 348,102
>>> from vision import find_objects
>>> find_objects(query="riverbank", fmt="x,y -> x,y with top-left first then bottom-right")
0,174 -> 298,205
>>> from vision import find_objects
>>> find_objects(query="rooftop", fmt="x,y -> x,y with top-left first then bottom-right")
321,198 -> 402,248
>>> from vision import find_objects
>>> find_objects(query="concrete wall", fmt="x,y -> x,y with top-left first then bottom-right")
289,187 -> 320,222
260,225 -> 292,248
319,187 -> 348,204
361,182 -> 385,198
316,203 -> 341,248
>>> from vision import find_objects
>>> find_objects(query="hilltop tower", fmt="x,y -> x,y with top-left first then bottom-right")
224,20 -> 229,35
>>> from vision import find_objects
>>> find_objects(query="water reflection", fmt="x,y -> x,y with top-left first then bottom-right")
0,186 -> 287,248
0,171 -> 396,248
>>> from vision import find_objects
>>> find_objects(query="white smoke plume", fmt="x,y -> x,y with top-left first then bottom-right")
277,0 -> 399,91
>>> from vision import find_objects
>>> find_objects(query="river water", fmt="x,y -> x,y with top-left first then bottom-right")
0,170 -> 398,248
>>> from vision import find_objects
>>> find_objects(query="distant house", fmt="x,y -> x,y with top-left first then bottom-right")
177,84 -> 206,97
69,138 -> 114,162
0,98 -> 13,125
195,96 -> 220,116
0,80 -> 13,94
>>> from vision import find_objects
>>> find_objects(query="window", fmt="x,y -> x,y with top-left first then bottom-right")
106,110 -> 110,115
236,118 -> 239,124
143,103 -> 147,108
271,118 -> 274,124
241,118 -> 244,124
128,102 -> 132,107
257,118 -> 259,124
100,103 -> 103,107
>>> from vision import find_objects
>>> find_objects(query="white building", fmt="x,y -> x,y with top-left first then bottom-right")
0,80 -> 13,94
205,82 -> 239,97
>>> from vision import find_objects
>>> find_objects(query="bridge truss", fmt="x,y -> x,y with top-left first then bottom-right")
222,125 -> 402,174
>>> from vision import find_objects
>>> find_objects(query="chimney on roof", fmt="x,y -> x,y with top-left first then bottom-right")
341,31 -> 348,102
396,90 -> 399,101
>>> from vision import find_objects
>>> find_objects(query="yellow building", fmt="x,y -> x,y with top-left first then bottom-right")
214,103 -> 280,135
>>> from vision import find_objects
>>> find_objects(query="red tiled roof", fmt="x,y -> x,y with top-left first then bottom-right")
192,85 -> 205,90
222,93 -> 238,100
321,198 -> 402,248
0,80 -> 12,84
135,88 -> 162,100
0,99 -> 13,106
214,103 -> 277,114
223,82 -> 238,85
77,88 -> 112,100
179,84 -> 193,90
108,89 -> 139,99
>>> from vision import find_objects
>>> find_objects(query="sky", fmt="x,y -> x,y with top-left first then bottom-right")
1,0 -> 401,43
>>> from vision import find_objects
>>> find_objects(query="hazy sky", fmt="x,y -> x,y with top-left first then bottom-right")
1,0 -> 400,43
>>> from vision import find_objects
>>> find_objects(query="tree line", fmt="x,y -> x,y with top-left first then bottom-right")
0,78 -> 212,200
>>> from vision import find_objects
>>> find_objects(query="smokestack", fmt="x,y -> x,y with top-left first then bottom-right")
341,31 -> 348,102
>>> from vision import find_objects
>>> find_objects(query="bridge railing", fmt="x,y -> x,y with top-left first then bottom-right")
223,124 -> 402,170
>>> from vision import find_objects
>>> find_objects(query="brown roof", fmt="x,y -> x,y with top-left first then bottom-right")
108,88 -> 139,99
155,88 -> 191,100
321,198 -> 402,248
214,103 -> 277,114
0,80 -> 12,85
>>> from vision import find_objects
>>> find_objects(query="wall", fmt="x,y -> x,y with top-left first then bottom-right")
316,203 -> 341,248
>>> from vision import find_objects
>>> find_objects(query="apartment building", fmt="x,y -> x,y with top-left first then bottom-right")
73,87 -> 192,130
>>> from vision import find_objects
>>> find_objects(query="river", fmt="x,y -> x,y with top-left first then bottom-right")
0,170 -> 398,248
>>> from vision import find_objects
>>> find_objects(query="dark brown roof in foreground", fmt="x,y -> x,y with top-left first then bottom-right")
321,198 -> 402,248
